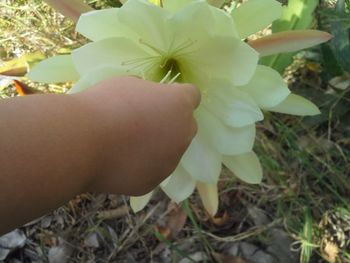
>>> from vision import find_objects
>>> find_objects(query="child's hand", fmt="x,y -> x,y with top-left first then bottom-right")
75,76 -> 201,196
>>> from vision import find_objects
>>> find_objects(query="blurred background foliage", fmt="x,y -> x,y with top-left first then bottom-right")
0,0 -> 349,262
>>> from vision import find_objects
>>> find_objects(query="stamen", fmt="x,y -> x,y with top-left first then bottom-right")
160,69 -> 172,84
168,72 -> 181,84
121,56 -> 159,66
139,38 -> 166,56
121,55 -> 160,77
172,39 -> 197,56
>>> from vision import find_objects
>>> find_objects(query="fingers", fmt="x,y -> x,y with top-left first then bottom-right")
171,83 -> 201,109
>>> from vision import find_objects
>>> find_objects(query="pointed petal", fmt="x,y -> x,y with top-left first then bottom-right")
249,30 -> 333,57
76,8 -> 135,41
68,66 -> 133,94
266,94 -> 321,116
171,1 -> 239,42
239,65 -> 290,108
118,0 -> 172,49
130,191 -> 153,213
196,108 -> 256,155
181,134 -> 222,183
163,0 -> 196,12
231,0 -> 282,39
161,165 -> 196,203
188,36 -> 258,86
72,37 -> 153,76
27,55 -> 79,83
197,182 -> 218,216
209,6 -> 239,38
43,0 -> 93,22
223,152 -> 262,184
204,79 -> 263,127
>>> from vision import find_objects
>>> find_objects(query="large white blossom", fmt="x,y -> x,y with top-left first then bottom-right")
29,0 -> 330,215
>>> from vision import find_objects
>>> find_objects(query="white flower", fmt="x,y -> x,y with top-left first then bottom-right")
29,0 -> 330,215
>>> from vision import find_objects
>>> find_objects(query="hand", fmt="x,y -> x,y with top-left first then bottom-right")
75,76 -> 201,196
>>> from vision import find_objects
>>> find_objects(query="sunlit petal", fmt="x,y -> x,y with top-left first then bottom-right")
197,182 -> 218,216
72,37 -> 155,76
181,134 -> 222,183
196,108 -> 256,155
266,94 -> 321,116
239,65 -> 290,108
231,0 -> 282,39
68,66 -> 133,94
76,9 -> 135,41
161,165 -> 196,203
118,0 -> 172,49
223,151 -> 263,184
130,191 -> 153,213
204,79 -> 263,127
249,30 -> 333,56
188,36 -> 258,86
28,55 -> 79,83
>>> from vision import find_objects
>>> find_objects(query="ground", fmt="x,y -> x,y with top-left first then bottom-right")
0,0 -> 349,262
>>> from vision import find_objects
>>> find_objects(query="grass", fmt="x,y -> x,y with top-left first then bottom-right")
1,0 -> 349,262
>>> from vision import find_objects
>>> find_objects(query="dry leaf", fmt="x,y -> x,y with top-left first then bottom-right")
156,204 -> 187,240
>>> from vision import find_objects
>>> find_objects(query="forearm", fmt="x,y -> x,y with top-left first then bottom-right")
0,94 -> 97,235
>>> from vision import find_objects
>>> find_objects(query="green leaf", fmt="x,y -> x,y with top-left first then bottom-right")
260,0 -> 319,73
321,1 -> 350,73
0,52 -> 45,77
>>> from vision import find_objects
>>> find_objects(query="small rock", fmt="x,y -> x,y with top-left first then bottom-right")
84,233 -> 99,248
248,207 -> 270,226
0,248 -> 11,261
178,251 -> 207,263
228,242 -> 276,263
48,238 -> 72,263
41,216 -> 53,229
48,245 -> 70,263
0,229 -> 26,249
0,229 -> 27,261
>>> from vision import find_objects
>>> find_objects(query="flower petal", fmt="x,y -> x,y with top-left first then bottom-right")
72,37 -> 154,77
163,0 -> 196,12
223,151 -> 262,184
231,0 -> 282,39
197,182 -> 218,216
170,0 -> 239,49
249,30 -> 333,57
68,66 -> 133,94
76,8 -> 135,41
118,0 -> 172,49
196,108 -> 256,155
181,133 -> 222,183
28,55 -> 79,83
161,165 -> 196,203
204,79 -> 263,127
130,191 -> 153,213
239,65 -> 290,108
266,94 -> 321,116
188,36 -> 258,86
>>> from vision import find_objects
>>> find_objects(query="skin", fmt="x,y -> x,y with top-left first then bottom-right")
0,76 -> 201,235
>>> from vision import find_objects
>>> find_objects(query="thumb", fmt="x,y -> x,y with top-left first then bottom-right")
172,83 -> 201,109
